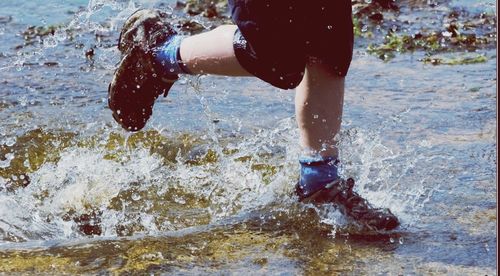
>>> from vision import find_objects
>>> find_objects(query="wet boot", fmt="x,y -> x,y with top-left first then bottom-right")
296,177 -> 400,231
108,9 -> 179,131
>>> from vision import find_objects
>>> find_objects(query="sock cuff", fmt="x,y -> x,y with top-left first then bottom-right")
299,155 -> 339,166
155,35 -> 189,75
298,156 -> 340,197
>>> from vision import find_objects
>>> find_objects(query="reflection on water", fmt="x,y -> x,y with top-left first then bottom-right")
0,0 -> 497,274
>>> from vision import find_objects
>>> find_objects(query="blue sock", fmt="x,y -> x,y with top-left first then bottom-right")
154,35 -> 190,75
298,156 -> 340,197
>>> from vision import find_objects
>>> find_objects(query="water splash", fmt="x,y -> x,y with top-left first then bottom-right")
0,114 -> 441,242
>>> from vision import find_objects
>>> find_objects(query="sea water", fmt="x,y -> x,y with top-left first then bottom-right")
0,0 -> 496,274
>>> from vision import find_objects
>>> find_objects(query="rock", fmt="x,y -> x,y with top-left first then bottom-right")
0,15 -> 12,24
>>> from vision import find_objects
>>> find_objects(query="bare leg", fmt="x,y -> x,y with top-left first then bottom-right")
180,25 -> 251,76
295,59 -> 345,158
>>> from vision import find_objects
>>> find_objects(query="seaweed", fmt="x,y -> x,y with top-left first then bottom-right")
421,54 -> 488,65
350,0 -> 497,62
367,25 -> 494,61
22,25 -> 62,41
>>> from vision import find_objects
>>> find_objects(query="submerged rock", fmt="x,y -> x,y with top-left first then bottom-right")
63,209 -> 103,236
0,15 -> 12,24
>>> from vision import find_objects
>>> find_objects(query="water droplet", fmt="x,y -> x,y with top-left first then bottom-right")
442,31 -> 452,37
327,25 -> 333,30
131,193 -> 141,201
174,196 -> 186,204
0,153 -> 14,168
19,96 -> 28,107
4,137 -> 15,147
313,114 -> 319,119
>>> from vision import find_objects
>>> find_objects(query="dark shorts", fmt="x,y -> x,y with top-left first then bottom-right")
229,0 -> 354,90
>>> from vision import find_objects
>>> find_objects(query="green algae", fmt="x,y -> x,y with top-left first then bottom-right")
367,29 -> 494,62
421,53 -> 488,65
0,254 -> 80,275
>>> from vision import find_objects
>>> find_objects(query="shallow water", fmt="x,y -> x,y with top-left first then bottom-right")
0,0 -> 497,274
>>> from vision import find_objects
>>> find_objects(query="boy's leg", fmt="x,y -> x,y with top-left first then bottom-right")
294,61 -> 400,231
294,59 -> 344,201
179,25 -> 251,76
295,59 -> 344,159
